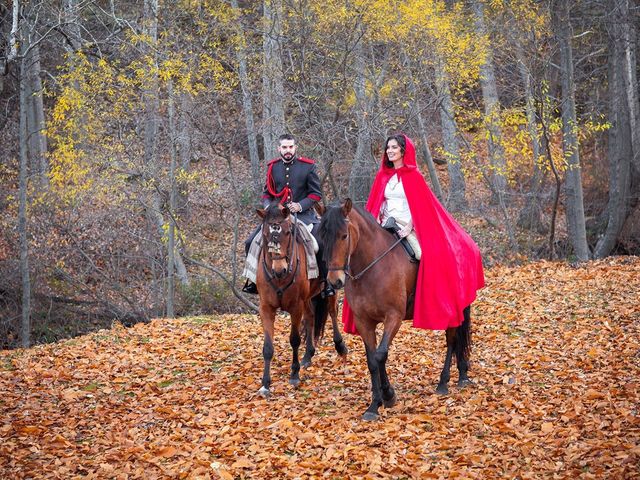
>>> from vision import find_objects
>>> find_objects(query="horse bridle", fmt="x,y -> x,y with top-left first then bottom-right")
327,216 -> 404,282
327,219 -> 353,276
261,214 -> 300,297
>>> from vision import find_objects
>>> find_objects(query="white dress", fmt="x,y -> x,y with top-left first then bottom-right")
379,174 -> 422,260
380,174 -> 412,225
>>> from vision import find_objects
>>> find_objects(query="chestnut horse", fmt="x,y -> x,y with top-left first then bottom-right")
255,202 -> 347,397
319,199 -> 472,420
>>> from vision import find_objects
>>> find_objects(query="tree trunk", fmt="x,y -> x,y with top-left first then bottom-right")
176,92 -> 192,217
142,0 -> 159,172
63,0 -> 83,51
0,0 -> 19,91
435,58 -> 467,211
620,0 -> 640,252
472,0 -> 507,197
594,0 -> 634,258
167,79 -> 176,318
231,0 -> 261,196
23,38 -> 48,185
405,54 -> 444,201
416,108 -> 444,202
142,0 -> 162,317
516,40 -> 546,233
621,0 -> 639,174
554,0 -> 589,260
262,0 -> 286,160
19,53 -> 32,348
348,30 -> 375,206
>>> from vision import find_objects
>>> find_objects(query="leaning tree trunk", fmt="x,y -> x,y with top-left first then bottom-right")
435,58 -> 467,211
516,40 -> 546,233
404,52 -> 444,201
554,0 -> 589,261
416,107 -> 444,202
231,0 -> 261,196
63,0 -> 83,51
262,0 -> 286,160
472,0 -> 507,198
594,0 -> 634,258
348,29 -> 375,206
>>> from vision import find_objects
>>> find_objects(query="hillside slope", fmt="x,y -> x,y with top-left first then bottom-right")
2,258 -> 639,479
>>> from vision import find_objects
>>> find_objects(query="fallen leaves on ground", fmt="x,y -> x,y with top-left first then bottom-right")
1,258 -> 639,479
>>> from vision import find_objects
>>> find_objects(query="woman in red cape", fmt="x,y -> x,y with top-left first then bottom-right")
341,134 -> 485,334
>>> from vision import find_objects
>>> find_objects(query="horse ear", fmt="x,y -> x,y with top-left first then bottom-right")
257,208 -> 266,219
282,206 -> 290,218
342,198 -> 352,216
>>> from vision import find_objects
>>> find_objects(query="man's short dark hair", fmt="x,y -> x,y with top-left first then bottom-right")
278,133 -> 296,144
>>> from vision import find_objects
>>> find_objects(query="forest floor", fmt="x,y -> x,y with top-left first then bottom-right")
1,257 -> 639,479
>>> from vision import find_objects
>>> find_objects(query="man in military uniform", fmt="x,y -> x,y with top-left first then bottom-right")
242,134 -> 335,298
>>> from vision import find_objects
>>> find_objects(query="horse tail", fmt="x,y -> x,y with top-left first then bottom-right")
455,306 -> 472,363
312,295 -> 329,344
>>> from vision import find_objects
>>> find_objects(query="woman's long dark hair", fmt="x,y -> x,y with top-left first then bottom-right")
384,134 -> 406,168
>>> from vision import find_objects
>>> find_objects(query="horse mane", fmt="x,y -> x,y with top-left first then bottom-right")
264,201 -> 286,222
319,202 -> 381,262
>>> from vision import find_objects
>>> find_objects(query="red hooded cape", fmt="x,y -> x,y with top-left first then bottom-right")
342,135 -> 485,333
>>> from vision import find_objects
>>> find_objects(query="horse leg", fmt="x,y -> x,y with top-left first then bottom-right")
436,327 -> 456,395
259,305 -> 276,398
300,301 -> 315,368
377,319 -> 402,409
329,296 -> 348,359
361,328 -> 383,421
289,308 -> 303,388
456,306 -> 473,388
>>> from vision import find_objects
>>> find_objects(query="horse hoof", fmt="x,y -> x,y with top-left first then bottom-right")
258,386 -> 271,398
289,378 -> 301,388
301,359 -> 311,368
383,392 -> 398,408
435,385 -> 449,395
457,378 -> 473,389
362,412 -> 379,421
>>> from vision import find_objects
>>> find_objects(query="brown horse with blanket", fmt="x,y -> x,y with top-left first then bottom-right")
255,202 -> 347,397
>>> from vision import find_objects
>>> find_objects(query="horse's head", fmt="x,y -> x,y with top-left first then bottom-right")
319,198 -> 355,290
258,202 -> 294,278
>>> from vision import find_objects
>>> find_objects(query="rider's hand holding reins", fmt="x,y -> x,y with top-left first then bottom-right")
287,202 -> 302,213
398,221 -> 413,238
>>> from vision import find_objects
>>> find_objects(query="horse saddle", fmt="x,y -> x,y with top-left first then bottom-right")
382,217 -> 419,263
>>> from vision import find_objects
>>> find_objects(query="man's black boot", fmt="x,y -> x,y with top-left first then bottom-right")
242,279 -> 258,294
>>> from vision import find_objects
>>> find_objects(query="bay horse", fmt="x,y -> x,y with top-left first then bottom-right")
319,199 -> 472,420
255,202 -> 348,397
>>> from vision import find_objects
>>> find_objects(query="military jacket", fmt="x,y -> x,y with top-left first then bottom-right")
262,156 -> 322,224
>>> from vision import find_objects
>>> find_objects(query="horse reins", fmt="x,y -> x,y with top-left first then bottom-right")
328,219 -> 404,281
261,213 -> 300,297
